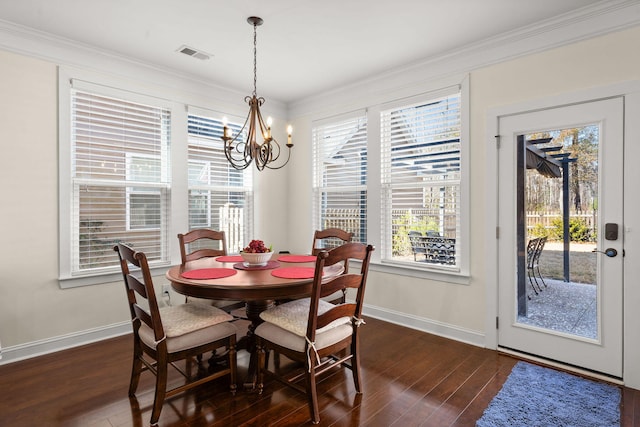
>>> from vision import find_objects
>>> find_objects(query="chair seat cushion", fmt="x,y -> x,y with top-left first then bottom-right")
255,321 -> 352,352
259,297 -> 350,337
139,320 -> 237,353
187,296 -> 243,310
137,303 -> 235,352
160,303 -> 233,337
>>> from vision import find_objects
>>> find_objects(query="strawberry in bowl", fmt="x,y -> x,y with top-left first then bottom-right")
241,240 -> 273,266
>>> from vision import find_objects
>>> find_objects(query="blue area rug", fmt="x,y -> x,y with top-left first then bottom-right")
476,362 -> 620,427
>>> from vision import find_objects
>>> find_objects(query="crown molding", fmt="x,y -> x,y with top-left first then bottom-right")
289,0 -> 640,117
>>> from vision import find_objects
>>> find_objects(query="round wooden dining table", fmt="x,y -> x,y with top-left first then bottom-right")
165,253 -> 341,388
166,254 -> 320,302
165,254 -> 337,323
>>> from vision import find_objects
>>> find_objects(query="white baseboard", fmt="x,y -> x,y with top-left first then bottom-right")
363,303 -> 485,348
0,306 -> 484,365
0,321 -> 132,365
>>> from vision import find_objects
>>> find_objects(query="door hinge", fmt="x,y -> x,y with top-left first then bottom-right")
495,134 -> 501,149
496,316 -> 499,329
496,226 -> 500,239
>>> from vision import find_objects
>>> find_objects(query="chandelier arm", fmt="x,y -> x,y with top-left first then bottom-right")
254,100 -> 269,141
223,107 -> 253,170
263,144 -> 293,170
224,144 -> 253,170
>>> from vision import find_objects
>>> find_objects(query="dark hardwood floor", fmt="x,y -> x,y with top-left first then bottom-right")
1,317 -> 639,426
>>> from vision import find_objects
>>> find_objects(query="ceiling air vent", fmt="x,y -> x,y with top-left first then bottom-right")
177,45 -> 211,61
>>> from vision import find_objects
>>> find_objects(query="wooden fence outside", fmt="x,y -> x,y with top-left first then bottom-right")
220,204 -> 244,252
526,210 -> 597,233
321,209 -> 595,237
323,209 -> 362,240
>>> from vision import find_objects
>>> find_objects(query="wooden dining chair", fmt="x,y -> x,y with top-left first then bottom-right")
311,227 -> 353,255
255,242 -> 375,424
177,229 -> 244,313
311,228 -> 353,304
114,243 -> 237,426
178,228 -> 227,263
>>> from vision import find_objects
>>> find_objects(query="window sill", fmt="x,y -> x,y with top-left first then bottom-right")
368,260 -> 471,285
59,264 -> 171,289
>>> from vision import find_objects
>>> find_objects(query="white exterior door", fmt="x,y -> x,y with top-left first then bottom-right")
497,98 -> 623,377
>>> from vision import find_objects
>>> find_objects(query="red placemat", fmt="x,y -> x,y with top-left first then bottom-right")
233,260 -> 281,271
180,268 -> 237,279
215,255 -> 244,263
271,267 -> 320,279
278,255 -> 317,263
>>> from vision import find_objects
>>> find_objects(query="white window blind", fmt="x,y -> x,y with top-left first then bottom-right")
70,90 -> 171,274
381,91 -> 461,267
187,114 -> 253,253
312,113 -> 367,247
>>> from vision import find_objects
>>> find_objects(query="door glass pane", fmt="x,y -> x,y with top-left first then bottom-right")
516,125 -> 599,339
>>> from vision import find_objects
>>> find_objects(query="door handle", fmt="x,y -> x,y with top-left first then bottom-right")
592,248 -> 618,257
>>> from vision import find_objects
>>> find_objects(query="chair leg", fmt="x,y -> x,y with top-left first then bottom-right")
128,356 -> 143,396
129,338 -> 143,396
228,337 -> 237,395
351,338 -> 362,393
150,357 -> 168,426
531,272 -> 544,293
527,269 -> 539,295
256,338 -> 266,395
305,364 -> 320,424
535,266 -> 547,288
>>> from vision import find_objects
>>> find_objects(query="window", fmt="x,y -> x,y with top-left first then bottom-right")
381,91 -> 461,269
187,114 -> 253,253
312,113 -> 367,244
69,89 -> 171,275
126,154 -> 162,230
188,159 -> 212,228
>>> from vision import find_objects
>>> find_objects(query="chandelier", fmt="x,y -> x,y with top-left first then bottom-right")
222,16 -> 293,171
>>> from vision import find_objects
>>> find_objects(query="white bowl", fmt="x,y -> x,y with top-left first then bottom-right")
240,251 -> 273,266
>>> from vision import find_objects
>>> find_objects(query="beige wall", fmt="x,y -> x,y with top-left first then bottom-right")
0,51 -> 130,347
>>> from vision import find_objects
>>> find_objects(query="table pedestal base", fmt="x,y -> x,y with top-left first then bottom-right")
242,299 -> 275,389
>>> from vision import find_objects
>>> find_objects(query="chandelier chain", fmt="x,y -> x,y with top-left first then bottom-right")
253,21 -> 258,97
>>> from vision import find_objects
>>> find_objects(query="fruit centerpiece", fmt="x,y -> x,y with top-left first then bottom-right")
240,239 -> 273,266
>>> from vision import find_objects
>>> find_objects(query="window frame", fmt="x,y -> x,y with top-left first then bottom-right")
380,89 -> 462,270
310,78 -> 470,283
58,70 -> 259,288
375,81 -> 470,281
59,74 -> 177,287
186,110 -> 254,254
188,159 -> 213,229
311,110 -> 368,245
125,153 -> 163,231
